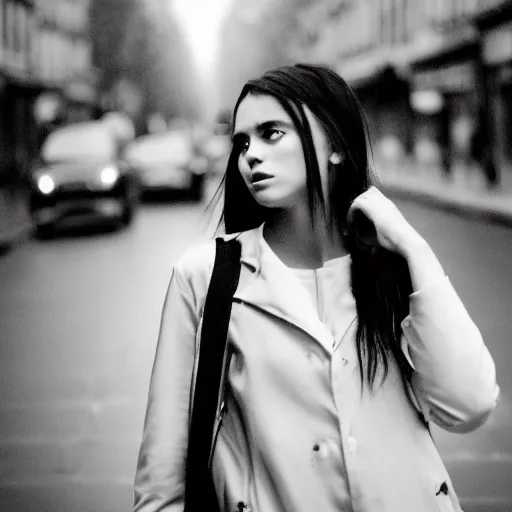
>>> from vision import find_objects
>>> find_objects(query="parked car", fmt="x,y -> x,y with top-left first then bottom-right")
123,128 -> 208,201
29,121 -> 139,237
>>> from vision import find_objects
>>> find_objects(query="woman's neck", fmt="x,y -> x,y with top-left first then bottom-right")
263,205 -> 348,269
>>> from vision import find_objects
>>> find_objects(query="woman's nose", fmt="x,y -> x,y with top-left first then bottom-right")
244,139 -> 264,168
246,155 -> 262,170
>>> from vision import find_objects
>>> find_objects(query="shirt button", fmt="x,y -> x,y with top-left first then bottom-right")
341,357 -> 349,366
347,436 -> 357,454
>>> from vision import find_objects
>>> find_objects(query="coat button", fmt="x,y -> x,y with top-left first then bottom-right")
347,436 -> 357,453
341,357 -> 349,366
313,442 -> 330,459
404,319 -> 411,327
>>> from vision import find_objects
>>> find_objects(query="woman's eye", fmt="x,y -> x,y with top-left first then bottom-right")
234,136 -> 249,152
262,129 -> 284,142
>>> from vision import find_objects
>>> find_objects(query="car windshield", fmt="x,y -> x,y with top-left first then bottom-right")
42,122 -> 117,163
124,130 -> 193,166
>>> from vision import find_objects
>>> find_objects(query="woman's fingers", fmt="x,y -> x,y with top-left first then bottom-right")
348,186 -> 420,255
348,186 -> 386,223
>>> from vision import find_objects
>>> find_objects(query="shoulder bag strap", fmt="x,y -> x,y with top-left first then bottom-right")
184,237 -> 241,512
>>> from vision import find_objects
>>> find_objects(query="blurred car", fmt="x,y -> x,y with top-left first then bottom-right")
29,121 -> 139,237
123,128 -> 207,201
198,121 -> 231,177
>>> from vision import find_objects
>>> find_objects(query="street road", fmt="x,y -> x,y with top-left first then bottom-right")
0,194 -> 510,512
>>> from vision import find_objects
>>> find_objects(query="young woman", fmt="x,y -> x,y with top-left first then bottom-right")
133,64 -> 499,512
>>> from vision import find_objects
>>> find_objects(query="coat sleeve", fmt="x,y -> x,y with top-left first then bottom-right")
400,276 -> 500,433
133,265 -> 199,512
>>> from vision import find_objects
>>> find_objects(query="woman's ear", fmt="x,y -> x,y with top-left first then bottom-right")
329,152 -> 344,165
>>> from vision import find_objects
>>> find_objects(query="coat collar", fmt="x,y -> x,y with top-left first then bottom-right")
228,224 -> 354,355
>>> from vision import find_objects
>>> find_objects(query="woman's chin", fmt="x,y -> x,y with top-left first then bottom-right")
249,183 -> 302,210
252,190 -> 287,209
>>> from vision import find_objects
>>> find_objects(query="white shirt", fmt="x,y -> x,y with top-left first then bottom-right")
289,253 -> 355,511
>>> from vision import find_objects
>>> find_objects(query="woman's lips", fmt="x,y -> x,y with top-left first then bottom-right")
250,171 -> 273,184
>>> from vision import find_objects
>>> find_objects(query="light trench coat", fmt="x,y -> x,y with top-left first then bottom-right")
133,224 -> 500,512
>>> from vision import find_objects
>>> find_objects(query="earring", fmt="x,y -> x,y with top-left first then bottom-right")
329,152 -> 343,165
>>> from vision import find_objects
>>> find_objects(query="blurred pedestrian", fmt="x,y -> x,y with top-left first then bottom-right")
133,64 -> 499,512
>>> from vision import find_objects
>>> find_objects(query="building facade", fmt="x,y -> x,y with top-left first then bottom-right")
290,0 -> 512,189
477,2 -> 512,189
0,0 -> 95,185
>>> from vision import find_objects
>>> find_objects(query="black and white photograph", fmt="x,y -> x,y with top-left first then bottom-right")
0,1 -> 511,511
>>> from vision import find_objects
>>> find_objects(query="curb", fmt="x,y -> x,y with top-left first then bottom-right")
380,182 -> 512,228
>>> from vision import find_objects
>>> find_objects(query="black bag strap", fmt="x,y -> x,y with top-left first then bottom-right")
184,237 -> 241,512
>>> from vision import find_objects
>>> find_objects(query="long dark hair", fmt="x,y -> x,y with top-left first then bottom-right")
217,63 -> 412,389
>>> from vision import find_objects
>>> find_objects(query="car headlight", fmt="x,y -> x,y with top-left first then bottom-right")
37,174 -> 55,195
100,166 -> 120,186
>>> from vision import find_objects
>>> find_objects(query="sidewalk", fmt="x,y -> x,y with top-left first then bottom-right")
0,185 -> 33,254
377,161 -> 512,228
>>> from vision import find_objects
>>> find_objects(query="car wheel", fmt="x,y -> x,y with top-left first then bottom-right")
189,175 -> 204,202
120,203 -> 134,225
35,224 -> 55,240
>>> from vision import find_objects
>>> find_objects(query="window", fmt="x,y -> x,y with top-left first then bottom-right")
16,3 -> 28,64
393,0 -> 404,44
5,0 -> 14,57
464,0 -> 479,16
404,0 -> 417,41
380,0 -> 392,44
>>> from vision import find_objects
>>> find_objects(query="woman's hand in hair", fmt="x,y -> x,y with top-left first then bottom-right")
347,186 -> 425,257
348,186 -> 446,291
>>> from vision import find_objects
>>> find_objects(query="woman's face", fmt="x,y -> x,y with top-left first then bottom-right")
233,93 -> 330,209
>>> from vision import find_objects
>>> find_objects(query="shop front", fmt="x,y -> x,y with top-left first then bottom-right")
479,9 -> 512,189
0,72 -> 50,185
410,44 -> 480,181
338,54 -> 412,169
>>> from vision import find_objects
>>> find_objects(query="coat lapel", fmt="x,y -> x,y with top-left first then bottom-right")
232,225 -> 336,355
